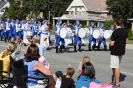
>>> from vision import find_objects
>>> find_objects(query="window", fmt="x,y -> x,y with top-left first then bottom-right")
74,8 -> 77,15
79,8 -> 82,15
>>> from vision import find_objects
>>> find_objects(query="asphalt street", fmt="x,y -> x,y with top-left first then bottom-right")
0,39 -> 133,88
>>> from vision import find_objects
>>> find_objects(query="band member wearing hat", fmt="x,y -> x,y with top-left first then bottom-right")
20,20 -> 26,40
15,19 -> 21,40
54,18 -> 63,53
23,20 -> 32,46
32,21 -> 39,38
4,17 -> 12,42
11,19 -> 16,41
73,20 -> 82,52
40,20 -> 49,49
97,23 -> 107,51
0,18 -> 4,41
109,24 -> 115,50
88,22 -> 96,51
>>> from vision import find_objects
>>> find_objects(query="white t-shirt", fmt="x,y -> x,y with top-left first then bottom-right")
55,79 -> 61,88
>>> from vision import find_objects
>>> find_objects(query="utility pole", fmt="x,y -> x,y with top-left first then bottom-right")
20,0 -> 23,19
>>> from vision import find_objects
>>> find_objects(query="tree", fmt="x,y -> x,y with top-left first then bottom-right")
3,0 -> 72,21
106,0 -> 133,30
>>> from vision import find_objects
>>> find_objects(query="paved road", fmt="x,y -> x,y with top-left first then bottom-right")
0,39 -> 133,88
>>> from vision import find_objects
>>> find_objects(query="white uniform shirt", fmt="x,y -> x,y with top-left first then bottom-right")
15,23 -> 21,32
41,24 -> 48,34
21,23 -> 26,30
99,28 -> 104,37
55,25 -> 61,35
88,27 -> 94,35
5,22 -> 11,31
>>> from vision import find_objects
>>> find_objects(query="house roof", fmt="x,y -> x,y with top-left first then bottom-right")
53,14 -> 107,21
67,0 -> 108,12
0,2 -> 7,9
82,0 -> 108,12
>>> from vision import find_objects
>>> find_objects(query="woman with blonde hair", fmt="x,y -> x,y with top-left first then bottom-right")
0,42 -> 16,77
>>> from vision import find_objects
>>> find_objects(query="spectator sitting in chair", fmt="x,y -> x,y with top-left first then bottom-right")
0,42 -> 16,77
23,43 -> 56,88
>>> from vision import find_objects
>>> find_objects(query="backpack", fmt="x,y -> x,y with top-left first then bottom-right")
90,82 -> 113,88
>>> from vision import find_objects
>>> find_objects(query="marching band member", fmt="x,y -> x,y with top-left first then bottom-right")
0,18 -> 4,41
37,20 -> 42,37
32,21 -> 39,38
40,20 -> 49,49
88,22 -> 96,51
54,18 -> 62,53
73,20 -> 82,52
15,19 -> 21,39
20,20 -> 26,40
4,18 -> 12,42
11,19 -> 16,40
97,23 -> 107,51
23,20 -> 32,46
109,24 -> 115,50
109,24 -> 115,36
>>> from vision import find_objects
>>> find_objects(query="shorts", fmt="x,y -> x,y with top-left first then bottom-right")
110,55 -> 122,68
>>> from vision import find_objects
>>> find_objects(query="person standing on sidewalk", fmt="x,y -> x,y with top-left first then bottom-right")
110,16 -> 128,88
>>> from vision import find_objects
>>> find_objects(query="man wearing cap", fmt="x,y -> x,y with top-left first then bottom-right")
97,23 -> 107,51
40,20 -> 49,49
73,20 -> 82,52
54,18 -> 62,53
0,18 -> 4,41
4,17 -> 12,42
88,22 -> 96,51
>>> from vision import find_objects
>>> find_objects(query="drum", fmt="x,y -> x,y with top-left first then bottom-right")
78,28 -> 86,38
60,28 -> 67,39
104,30 -> 111,39
84,28 -> 90,38
93,29 -> 100,39
66,28 -> 72,39
26,31 -> 33,36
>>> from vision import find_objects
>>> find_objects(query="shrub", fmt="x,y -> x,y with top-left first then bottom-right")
128,29 -> 133,38
104,20 -> 114,30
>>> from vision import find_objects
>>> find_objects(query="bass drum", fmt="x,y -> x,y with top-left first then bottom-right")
60,28 -> 67,39
78,28 -> 86,39
104,30 -> 111,39
93,29 -> 100,39
66,28 -> 72,39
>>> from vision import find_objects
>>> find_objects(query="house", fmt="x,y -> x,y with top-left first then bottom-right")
128,18 -> 133,32
0,0 -> 10,17
52,0 -> 112,27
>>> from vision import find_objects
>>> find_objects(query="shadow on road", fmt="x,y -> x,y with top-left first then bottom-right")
111,73 -> 127,82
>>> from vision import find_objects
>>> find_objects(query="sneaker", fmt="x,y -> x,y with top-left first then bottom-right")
111,82 -> 115,86
114,85 -> 120,88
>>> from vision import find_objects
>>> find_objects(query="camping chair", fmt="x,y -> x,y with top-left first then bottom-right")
0,60 -> 12,88
10,56 -> 50,88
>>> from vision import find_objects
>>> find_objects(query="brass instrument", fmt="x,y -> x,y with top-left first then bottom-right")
69,24 -> 73,30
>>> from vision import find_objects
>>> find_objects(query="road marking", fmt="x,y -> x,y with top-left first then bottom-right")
121,71 -> 133,76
